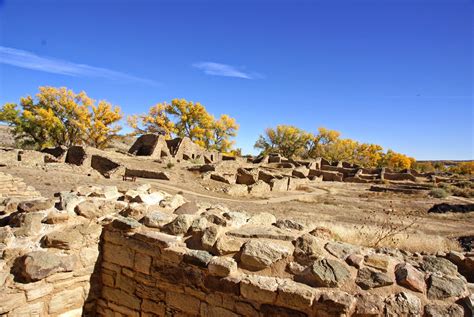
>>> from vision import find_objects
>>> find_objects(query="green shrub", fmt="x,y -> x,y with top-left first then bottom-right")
166,162 -> 174,169
429,188 -> 449,198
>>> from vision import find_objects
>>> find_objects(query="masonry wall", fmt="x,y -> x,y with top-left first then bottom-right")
97,226 -> 349,317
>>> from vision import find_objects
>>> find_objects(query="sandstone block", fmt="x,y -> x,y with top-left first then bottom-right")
166,291 -> 201,315
209,256 -> 238,277
49,287 -> 84,314
241,275 -> 279,303
240,239 -> 293,270
225,184 -> 248,197
18,198 -> 54,213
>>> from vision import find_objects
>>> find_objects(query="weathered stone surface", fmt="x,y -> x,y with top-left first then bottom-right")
10,212 -> 44,236
292,166 -> 309,178
10,301 -> 45,317
364,254 -> 389,272
325,241 -> 360,259
133,230 -> 182,248
59,191 -> 85,215
395,262 -> 426,293
227,225 -> 298,241
75,199 -> 123,219
163,214 -> 195,235
248,212 -> 276,226
166,291 -> 201,315
201,210 -> 227,226
385,292 -> 422,317
189,216 -> 209,233
95,186 -> 121,200
248,180 -> 271,196
111,216 -> 142,230
270,177 -> 288,192
353,293 -> 384,317
346,253 -> 364,269
293,234 -> 324,264
222,211 -> 249,227
211,172 -> 235,184
141,211 -> 174,228
240,239 -> 293,270
276,279 -> 316,309
356,267 -> 393,290
17,251 -> 78,282
427,274 -> 466,299
241,275 -> 279,303
44,211 -> 70,224
120,202 -> 148,220
48,287 -> 84,314
307,258 -> 351,287
159,194 -> 186,210
258,170 -> 277,183
183,249 -> 213,267
41,228 -> 84,250
174,201 -> 199,215
0,226 -> 14,249
0,293 -> 26,314
201,225 -> 221,251
236,168 -> 257,185
209,256 -> 238,277
420,256 -> 459,276
225,183 -> 248,197
275,219 -> 305,231
130,192 -> 165,205
287,261 -> 306,275
18,198 -> 54,213
0,198 -> 20,215
215,236 -> 244,255
424,303 -> 464,317
315,290 -> 355,315
287,177 -> 308,191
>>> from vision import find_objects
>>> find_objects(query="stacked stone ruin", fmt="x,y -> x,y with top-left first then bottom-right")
0,173 -> 473,316
129,134 -> 221,164
195,153 -> 432,197
0,172 -> 41,200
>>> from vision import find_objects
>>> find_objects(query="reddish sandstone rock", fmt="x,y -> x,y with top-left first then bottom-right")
395,263 -> 426,293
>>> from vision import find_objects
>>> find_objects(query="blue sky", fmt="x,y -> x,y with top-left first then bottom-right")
0,0 -> 472,159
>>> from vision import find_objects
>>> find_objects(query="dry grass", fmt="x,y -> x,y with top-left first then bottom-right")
316,221 -> 461,253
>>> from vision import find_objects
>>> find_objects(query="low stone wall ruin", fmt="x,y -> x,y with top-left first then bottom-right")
1,175 -> 473,316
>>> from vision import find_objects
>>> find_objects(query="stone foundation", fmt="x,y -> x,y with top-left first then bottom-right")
0,177 -> 472,316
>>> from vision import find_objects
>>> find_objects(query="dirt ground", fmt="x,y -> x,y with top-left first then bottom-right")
4,163 -> 473,248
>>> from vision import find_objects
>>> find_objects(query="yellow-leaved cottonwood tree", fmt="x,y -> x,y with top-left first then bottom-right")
129,98 -> 239,153
254,125 -> 313,158
255,125 -> 415,169
0,86 -> 123,149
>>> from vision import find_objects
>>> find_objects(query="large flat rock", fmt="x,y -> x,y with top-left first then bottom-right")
226,225 -> 299,241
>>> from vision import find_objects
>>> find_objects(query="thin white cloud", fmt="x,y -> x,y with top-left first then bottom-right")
193,61 -> 260,79
0,46 -> 159,86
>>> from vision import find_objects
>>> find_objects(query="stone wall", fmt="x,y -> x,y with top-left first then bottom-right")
1,177 -> 473,316
0,172 -> 41,200
97,216 -> 473,317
